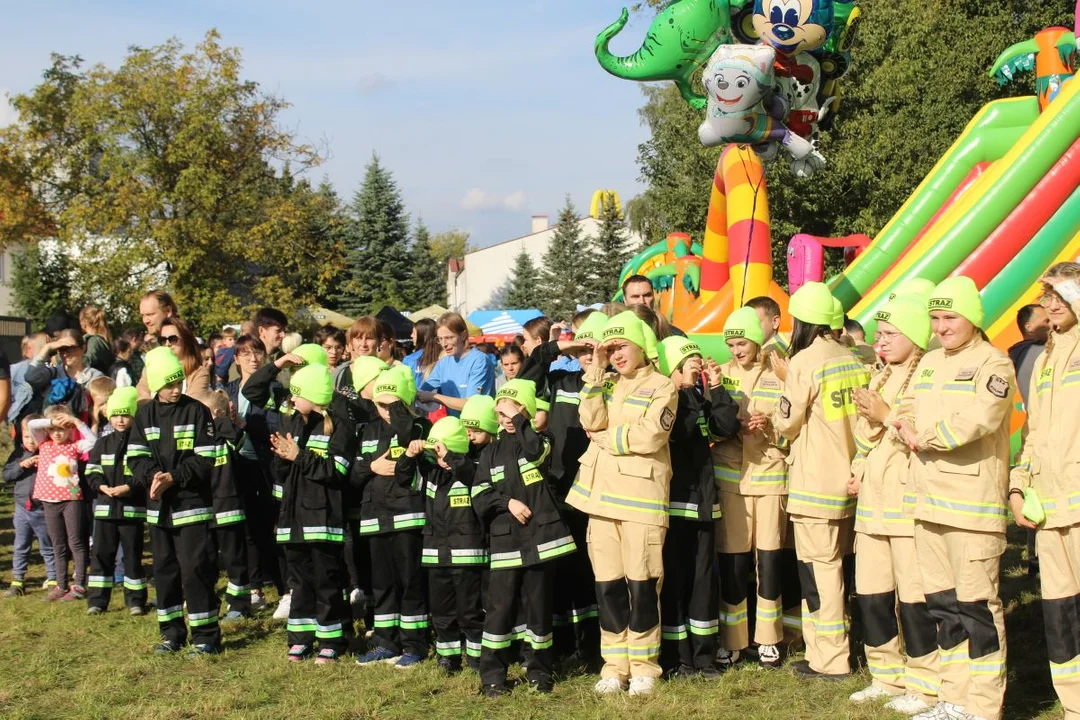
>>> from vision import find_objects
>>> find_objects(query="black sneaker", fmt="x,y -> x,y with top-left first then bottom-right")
437,656 -> 463,675
187,644 -> 222,658
154,640 -> 182,655
665,664 -> 697,679
528,676 -> 554,694
791,661 -> 847,682
480,684 -> 508,698
698,665 -> 723,681
465,656 -> 481,673
87,606 -> 105,615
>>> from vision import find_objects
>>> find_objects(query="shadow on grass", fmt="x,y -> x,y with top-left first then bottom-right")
1002,525 -> 1058,720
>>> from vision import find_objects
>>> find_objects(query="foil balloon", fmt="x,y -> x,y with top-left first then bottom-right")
698,44 -> 826,176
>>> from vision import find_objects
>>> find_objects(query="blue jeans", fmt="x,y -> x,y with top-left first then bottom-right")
13,502 -> 56,582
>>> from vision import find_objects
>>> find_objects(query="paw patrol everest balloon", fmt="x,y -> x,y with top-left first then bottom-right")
698,44 -> 825,177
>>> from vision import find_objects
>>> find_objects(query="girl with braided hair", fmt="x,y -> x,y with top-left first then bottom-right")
847,297 -> 941,715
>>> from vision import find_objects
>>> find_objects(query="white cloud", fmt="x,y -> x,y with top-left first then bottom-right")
461,188 -> 527,212
355,72 -> 392,95
0,90 -> 18,127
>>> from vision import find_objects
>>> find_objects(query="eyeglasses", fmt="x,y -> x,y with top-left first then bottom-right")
875,330 -> 902,343
160,335 -> 181,346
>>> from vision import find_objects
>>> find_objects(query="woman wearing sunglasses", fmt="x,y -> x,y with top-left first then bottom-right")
137,317 -> 215,408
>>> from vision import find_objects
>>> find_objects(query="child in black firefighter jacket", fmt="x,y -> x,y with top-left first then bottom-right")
472,379 -> 578,697
519,309 -> 608,659
656,338 -> 740,678
86,387 -> 148,614
206,390 -> 251,620
351,366 -> 431,668
271,364 -> 357,664
126,348 -> 220,655
413,416 -> 486,674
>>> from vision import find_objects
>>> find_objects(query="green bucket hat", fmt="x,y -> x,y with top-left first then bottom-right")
461,395 -> 499,434
496,379 -> 538,419
573,311 -> 609,343
888,277 -> 936,304
929,276 -> 984,328
294,343 -> 329,367
875,297 -> 931,350
145,346 -> 185,394
427,416 -> 470,455
372,366 -> 417,406
830,297 -> 845,331
289,364 -> 334,407
600,311 -> 658,362
106,386 -> 139,418
351,356 -> 390,393
724,306 -> 765,347
789,282 -> 836,327
658,336 -> 703,377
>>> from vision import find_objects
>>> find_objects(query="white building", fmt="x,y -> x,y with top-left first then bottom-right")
447,212 -> 644,317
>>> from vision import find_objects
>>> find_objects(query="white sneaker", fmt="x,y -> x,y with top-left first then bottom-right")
758,643 -> 781,668
250,590 -> 267,611
849,684 -> 895,703
272,591 -> 291,620
716,647 -> 740,668
628,676 -> 657,697
593,677 -> 628,695
912,702 -> 969,720
885,695 -> 933,715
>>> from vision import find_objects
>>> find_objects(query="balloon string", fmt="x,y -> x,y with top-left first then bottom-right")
736,146 -> 765,308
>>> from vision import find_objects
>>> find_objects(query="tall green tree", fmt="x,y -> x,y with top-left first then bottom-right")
338,154 -> 411,316
540,196 -> 595,321
628,0 -> 1067,289
11,242 -> 79,329
404,220 -> 446,309
590,194 -> 632,301
506,249 -> 540,309
0,31 -> 338,328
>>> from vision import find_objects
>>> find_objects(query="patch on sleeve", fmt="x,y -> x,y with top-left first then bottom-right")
986,375 -> 1010,399
660,407 -> 675,431
779,397 -> 791,419
954,368 -> 977,382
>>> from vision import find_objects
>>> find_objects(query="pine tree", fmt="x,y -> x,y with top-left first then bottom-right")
404,219 -> 447,309
338,154 -> 411,316
506,249 -> 540,309
590,194 -> 632,301
539,196 -> 595,321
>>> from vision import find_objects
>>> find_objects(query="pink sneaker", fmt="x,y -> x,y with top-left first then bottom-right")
44,586 -> 67,601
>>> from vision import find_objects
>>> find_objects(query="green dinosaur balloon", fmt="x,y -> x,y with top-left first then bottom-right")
595,0 -> 739,111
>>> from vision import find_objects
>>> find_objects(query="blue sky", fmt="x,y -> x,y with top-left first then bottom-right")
0,1 -> 662,248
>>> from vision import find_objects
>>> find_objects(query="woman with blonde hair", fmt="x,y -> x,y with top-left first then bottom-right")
79,306 -> 115,375
417,313 -> 495,415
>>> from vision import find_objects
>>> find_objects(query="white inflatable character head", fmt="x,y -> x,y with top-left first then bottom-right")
702,45 -> 775,116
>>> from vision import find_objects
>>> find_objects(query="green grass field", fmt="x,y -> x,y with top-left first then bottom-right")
0,488 -> 1065,719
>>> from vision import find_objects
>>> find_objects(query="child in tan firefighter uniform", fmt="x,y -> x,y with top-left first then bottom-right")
1010,263 -> 1080,720
709,306 -> 790,670
892,277 -> 1014,720
126,347 -> 220,656
85,387 -> 148,614
770,282 -> 870,681
568,311 -> 678,697
351,366 -> 431,668
472,379 -> 577,697
415,416 -> 486,674
846,297 -> 941,715
656,336 -> 739,679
